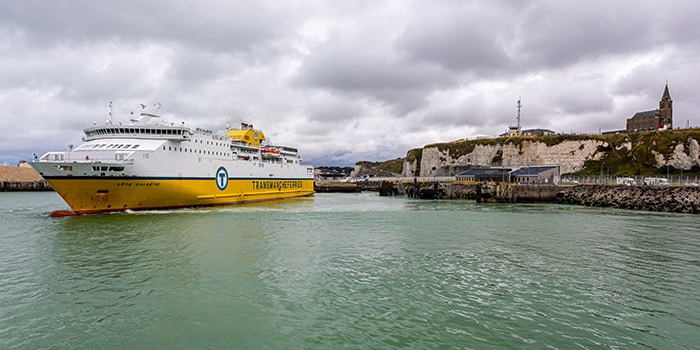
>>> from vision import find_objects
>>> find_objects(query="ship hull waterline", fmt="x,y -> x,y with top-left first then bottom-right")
44,177 -> 315,215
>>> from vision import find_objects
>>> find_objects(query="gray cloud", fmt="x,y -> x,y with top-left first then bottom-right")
1,0 -> 699,166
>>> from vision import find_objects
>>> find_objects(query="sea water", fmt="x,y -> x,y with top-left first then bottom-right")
1,191 -> 699,349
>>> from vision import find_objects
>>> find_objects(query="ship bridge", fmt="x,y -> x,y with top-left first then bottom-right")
83,113 -> 191,142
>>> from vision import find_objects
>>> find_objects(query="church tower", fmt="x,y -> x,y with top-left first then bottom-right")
657,83 -> 673,130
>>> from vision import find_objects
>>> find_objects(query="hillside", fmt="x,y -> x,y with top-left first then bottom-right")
400,129 -> 700,177
352,159 -> 404,177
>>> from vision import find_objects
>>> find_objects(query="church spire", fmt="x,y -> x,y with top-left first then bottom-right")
658,82 -> 673,130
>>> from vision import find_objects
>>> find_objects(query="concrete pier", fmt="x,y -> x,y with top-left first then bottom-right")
358,179 -> 559,203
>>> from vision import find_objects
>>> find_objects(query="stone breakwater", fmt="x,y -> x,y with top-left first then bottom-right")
556,185 -> 700,214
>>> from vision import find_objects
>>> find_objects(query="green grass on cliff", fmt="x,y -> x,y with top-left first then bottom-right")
356,158 -> 405,175
578,129 -> 700,176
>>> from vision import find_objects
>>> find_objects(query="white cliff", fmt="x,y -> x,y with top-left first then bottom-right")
402,133 -> 700,177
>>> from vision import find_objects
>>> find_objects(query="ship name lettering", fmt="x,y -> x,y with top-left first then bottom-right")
135,181 -> 161,187
252,180 -> 303,190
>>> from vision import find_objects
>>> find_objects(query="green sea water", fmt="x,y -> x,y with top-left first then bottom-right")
1,191 -> 699,349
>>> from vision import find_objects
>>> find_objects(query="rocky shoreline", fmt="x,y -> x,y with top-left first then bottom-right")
556,185 -> 700,214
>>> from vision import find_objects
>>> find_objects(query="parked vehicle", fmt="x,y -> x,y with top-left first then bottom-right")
644,177 -> 670,186
616,177 -> 636,186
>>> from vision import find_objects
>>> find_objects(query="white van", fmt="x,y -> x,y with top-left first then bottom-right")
644,177 -> 670,186
616,177 -> 636,186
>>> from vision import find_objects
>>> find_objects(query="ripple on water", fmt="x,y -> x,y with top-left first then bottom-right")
1,192 -> 699,349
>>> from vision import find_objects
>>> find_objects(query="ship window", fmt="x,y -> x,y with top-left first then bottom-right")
108,167 -> 125,171
132,145 -> 139,149
168,146 -> 172,151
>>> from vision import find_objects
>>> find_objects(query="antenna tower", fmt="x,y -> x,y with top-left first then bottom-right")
516,97 -> 522,129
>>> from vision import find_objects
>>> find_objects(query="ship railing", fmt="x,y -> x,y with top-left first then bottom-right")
40,151 -> 134,165
39,152 -> 66,162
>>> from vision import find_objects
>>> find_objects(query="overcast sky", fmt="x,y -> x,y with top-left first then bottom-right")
1,0 -> 699,166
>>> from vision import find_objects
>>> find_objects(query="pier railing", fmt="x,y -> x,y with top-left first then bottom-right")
344,175 -> 700,187
561,175 -> 699,187
348,176 -> 457,183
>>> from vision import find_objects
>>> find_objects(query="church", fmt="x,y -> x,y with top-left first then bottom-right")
626,84 -> 673,132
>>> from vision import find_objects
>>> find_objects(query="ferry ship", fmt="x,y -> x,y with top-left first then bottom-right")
29,113 -> 315,214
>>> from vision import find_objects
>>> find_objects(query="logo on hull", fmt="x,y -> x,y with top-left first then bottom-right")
215,167 -> 229,191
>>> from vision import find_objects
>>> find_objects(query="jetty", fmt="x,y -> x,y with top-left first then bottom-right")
314,181 -> 361,193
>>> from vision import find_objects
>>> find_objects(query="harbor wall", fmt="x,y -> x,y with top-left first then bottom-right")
361,179 -> 700,213
360,181 -> 558,202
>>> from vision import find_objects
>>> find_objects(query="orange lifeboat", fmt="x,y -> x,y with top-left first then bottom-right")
261,147 -> 281,158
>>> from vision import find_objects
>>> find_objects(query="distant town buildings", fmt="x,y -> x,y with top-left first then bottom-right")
625,84 -> 673,132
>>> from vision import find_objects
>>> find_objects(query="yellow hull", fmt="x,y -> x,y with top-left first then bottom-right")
46,177 -> 315,214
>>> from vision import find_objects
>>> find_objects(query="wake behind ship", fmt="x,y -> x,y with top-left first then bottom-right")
30,112 -> 315,214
